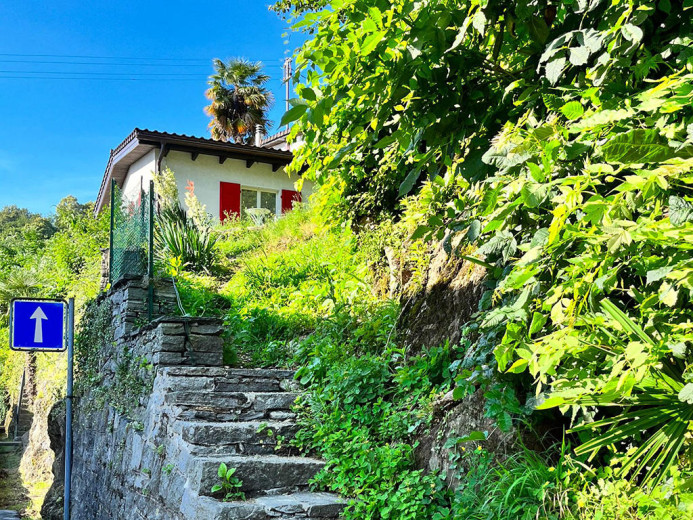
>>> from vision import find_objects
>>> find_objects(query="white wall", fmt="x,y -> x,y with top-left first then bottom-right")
162,150 -> 313,220
122,150 -> 156,204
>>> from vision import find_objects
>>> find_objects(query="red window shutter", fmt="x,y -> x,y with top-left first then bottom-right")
220,182 -> 241,221
281,190 -> 302,214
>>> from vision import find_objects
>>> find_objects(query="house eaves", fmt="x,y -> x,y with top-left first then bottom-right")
94,128 -> 294,215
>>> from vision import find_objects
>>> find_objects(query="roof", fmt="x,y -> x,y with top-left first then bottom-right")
94,128 -> 294,214
261,128 -> 291,150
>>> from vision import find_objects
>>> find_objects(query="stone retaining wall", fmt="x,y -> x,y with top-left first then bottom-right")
42,277 -> 225,520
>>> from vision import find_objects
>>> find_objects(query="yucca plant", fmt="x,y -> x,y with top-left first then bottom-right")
155,203 -> 218,272
567,300 -> 693,488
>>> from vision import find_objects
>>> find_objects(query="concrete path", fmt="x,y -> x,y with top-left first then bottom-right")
0,512 -> 20,519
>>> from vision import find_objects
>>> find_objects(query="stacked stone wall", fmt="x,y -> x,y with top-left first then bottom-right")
42,277 -> 224,520
42,276 -> 343,520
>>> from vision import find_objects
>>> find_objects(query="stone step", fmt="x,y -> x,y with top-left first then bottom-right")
177,420 -> 299,456
167,391 -> 298,422
160,367 -> 298,393
195,455 -> 325,497
182,491 -> 345,520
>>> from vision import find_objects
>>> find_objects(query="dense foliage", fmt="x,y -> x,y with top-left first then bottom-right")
271,0 -> 693,515
176,206 -> 692,517
0,198 -> 108,422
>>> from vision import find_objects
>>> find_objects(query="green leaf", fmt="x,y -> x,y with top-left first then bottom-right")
521,182 -> 548,208
529,312 -> 548,335
527,162 -> 545,182
410,225 -> 430,241
569,46 -> 590,66
560,101 -> 585,120
211,484 -> 222,493
374,134 -> 397,149
581,29 -> 603,53
218,462 -> 228,479
545,57 -> 566,85
542,94 -> 564,112
659,281 -> 679,307
226,467 -> 237,480
300,87 -> 317,102
646,265 -> 673,285
600,299 -> 654,346
454,431 -> 488,443
280,105 -> 308,127
398,167 -> 422,197
477,231 -> 517,262
621,23 -> 644,43
678,383 -> 693,404
466,220 -> 482,242
448,20 -> 471,52
368,6 -> 383,28
497,412 -> 513,432
527,17 -> 549,44
361,31 -> 385,55
669,196 -> 693,225
452,385 -> 469,400
602,129 -> 674,164
668,342 -> 687,359
535,395 -> 565,410
530,228 -> 549,247
472,10 -> 487,36
457,255 -> 496,271
506,358 -> 529,374
606,226 -> 633,253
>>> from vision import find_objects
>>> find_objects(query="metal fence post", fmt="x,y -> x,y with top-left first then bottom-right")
109,179 -> 115,285
148,181 -> 154,321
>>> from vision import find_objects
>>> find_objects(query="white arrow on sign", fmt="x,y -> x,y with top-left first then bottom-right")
30,306 -> 48,343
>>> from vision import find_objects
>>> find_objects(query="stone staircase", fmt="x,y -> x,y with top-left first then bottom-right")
150,367 -> 345,520
64,279 -> 345,520
3,370 -> 33,442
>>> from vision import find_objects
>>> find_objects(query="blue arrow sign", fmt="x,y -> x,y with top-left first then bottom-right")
10,299 -> 67,352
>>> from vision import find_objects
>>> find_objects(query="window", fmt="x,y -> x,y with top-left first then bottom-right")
240,188 -> 277,217
260,191 -> 276,212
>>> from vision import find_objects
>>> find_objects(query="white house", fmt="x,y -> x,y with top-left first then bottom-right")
95,128 -> 310,220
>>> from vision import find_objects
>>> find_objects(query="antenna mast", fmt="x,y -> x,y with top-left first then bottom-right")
283,57 -> 293,129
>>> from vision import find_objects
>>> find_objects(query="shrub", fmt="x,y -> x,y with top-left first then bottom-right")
155,203 -> 218,273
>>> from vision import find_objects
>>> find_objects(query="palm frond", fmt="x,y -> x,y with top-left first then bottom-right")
204,58 -> 273,143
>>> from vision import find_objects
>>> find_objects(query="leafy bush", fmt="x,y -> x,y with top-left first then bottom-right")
279,0 -> 693,504
292,346 -> 450,520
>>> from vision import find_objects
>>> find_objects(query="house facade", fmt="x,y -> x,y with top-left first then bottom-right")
95,128 -> 310,220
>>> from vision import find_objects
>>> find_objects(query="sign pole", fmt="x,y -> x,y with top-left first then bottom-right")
8,297 -> 72,514
63,298 -> 74,520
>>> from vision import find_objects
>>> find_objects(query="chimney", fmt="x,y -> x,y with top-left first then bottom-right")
254,125 -> 263,147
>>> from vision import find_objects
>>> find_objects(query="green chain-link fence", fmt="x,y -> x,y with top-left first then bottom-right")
109,179 -> 154,318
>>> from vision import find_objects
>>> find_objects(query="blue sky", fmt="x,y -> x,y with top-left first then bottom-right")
0,1 -> 300,215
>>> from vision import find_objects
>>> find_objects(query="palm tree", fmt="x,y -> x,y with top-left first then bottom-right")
204,58 -> 273,144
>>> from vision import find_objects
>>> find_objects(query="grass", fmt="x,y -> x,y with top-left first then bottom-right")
173,207 -> 370,368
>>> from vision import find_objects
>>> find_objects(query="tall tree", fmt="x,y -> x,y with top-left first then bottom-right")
204,58 -> 273,144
